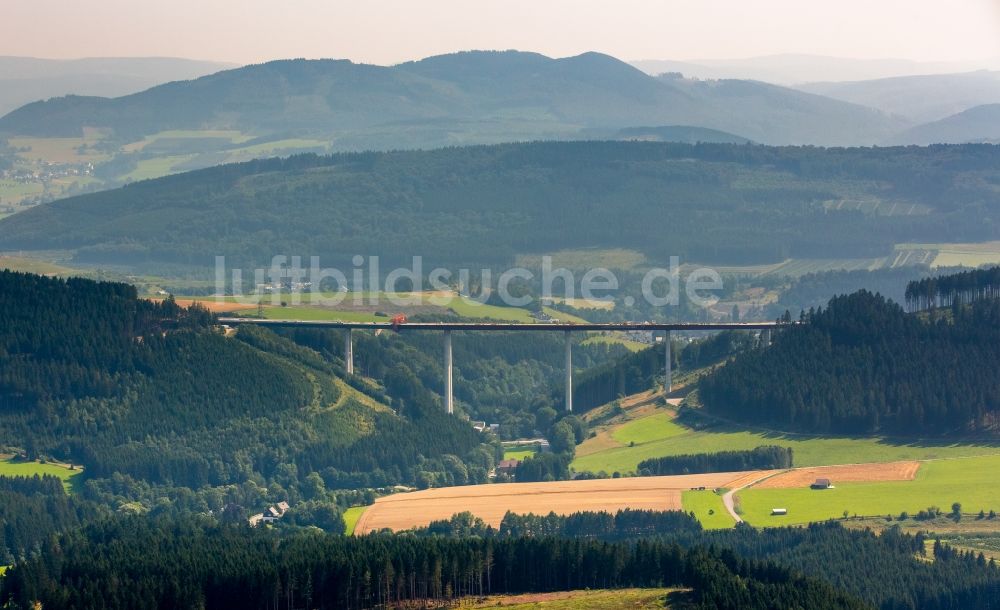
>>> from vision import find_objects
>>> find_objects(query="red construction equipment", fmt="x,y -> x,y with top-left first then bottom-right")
390,314 -> 407,331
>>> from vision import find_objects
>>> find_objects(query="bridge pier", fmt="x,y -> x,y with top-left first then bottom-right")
344,329 -> 353,375
664,330 -> 672,393
444,330 -> 453,414
761,328 -> 772,348
564,331 -> 573,412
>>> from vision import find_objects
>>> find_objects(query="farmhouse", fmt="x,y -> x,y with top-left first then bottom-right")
249,501 -> 291,526
811,478 -> 834,490
495,459 -> 520,476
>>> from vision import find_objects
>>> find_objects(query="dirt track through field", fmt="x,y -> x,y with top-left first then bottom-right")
355,471 -> 760,534
754,461 -> 920,489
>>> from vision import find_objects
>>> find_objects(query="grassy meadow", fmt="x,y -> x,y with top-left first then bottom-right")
682,490 -> 734,530
738,455 -> 1000,526
342,506 -> 367,535
0,456 -> 83,493
572,408 -> 1000,475
503,448 -> 539,461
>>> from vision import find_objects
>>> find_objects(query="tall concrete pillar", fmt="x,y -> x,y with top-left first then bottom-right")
664,330 -> 672,393
762,328 -> 772,347
344,329 -> 354,375
444,330 -> 453,414
564,331 -> 573,412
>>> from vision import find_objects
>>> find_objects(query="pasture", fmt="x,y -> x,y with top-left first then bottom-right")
0,255 -> 75,276
581,334 -> 648,352
121,154 -> 197,182
515,248 -> 646,271
503,448 -> 539,461
681,490 -> 734,530
738,455 -> 1000,526
353,472 -> 756,533
341,506 -> 367,535
123,130 -> 252,153
0,456 -> 83,493
571,408 -> 1000,475
0,179 -> 43,203
8,136 -> 109,164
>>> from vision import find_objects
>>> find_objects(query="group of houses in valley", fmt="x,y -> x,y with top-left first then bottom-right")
249,501 -> 290,526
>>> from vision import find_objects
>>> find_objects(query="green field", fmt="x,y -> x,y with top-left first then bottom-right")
226,138 -> 328,157
611,411 -> 688,446
581,334 -> 648,352
0,180 -> 44,203
451,298 -> 537,322
122,154 -> 198,182
463,588 -> 674,609
342,506 -> 367,535
0,456 -> 83,493
682,490 -> 734,530
250,306 -> 383,323
124,130 -> 253,152
572,409 -> 1000,475
503,448 -> 539,461
0,255 -> 76,276
515,248 -> 646,271
739,455 -> 1000,526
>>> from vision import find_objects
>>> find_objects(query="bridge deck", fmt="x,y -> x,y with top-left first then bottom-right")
217,318 -> 782,331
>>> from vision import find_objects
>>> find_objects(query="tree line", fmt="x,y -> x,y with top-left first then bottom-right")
905,266 -> 1000,311
637,446 -> 793,476
0,516 -> 869,610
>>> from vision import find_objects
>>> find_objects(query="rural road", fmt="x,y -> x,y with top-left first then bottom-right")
721,471 -> 781,523
722,488 -> 743,523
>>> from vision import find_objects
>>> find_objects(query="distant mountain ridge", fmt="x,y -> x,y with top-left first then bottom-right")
799,71 -> 1000,123
0,51 -> 908,146
0,56 -> 236,116
631,54 -> 999,84
889,104 -> 1000,145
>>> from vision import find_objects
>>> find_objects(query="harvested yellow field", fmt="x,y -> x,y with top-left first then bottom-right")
154,299 -> 251,313
355,471 -> 760,534
754,461 -> 920,489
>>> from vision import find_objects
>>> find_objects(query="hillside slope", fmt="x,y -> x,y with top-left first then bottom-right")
888,104 -> 1000,145
700,276 -> 1000,435
0,56 -> 235,116
0,271 -> 487,496
1,141 -> 998,269
0,51 -> 905,146
800,71 -> 1000,123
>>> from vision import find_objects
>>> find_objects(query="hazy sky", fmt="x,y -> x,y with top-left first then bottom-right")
3,0 -> 1000,65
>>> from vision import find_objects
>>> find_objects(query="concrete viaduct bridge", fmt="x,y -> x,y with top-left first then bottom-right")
218,318 -> 782,414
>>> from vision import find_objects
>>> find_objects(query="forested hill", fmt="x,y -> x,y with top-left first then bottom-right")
0,51 -> 904,146
0,270 -> 489,499
2,141 -> 1000,269
699,277 -> 1000,435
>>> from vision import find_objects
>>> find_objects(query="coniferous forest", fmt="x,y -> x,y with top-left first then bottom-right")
4,513 -> 1000,610
700,270 -> 1000,434
4,268 -> 1000,609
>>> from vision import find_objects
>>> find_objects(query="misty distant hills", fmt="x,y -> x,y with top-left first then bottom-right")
0,51 -> 907,147
888,104 -> 1000,145
631,54 -> 997,85
0,56 -> 236,116
2,141 -> 998,270
800,71 -> 1000,123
